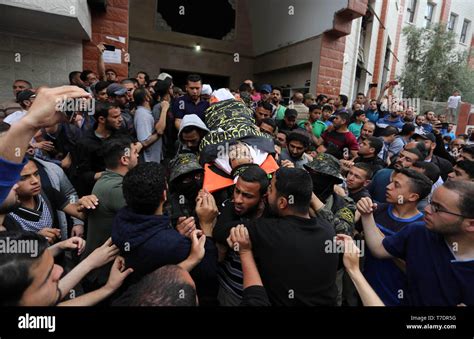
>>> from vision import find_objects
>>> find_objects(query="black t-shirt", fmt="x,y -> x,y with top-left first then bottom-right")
349,188 -> 371,203
213,215 -> 338,306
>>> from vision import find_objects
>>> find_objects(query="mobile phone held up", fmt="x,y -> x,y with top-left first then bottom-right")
104,44 -> 116,51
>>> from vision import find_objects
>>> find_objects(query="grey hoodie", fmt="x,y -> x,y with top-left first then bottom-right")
177,114 -> 210,154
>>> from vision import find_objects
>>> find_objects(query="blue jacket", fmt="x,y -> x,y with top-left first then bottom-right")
0,157 -> 27,204
112,207 -> 218,293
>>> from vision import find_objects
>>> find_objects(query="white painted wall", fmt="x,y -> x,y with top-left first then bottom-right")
449,0 -> 474,52
247,0 -> 348,55
0,33 -> 83,101
341,18 -> 361,103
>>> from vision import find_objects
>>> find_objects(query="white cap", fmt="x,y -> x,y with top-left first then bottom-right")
157,72 -> 172,81
202,84 -> 213,96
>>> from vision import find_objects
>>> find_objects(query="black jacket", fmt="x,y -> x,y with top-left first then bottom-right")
74,130 -> 105,196
430,154 -> 453,182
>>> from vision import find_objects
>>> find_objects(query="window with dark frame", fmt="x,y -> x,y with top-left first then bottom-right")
424,3 -> 435,28
448,13 -> 457,32
407,0 -> 417,23
460,19 -> 470,43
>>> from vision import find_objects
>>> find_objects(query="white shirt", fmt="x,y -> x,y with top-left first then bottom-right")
3,110 -> 26,125
447,95 -> 461,109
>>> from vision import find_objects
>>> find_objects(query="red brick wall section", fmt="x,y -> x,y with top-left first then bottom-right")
369,0 -> 389,99
83,0 -> 129,80
390,0 -> 405,80
455,102 -> 472,135
317,34 -> 346,98
315,0 -> 368,97
439,0 -> 452,24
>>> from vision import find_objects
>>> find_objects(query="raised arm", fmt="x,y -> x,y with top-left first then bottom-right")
357,197 -> 393,259
337,234 -> 384,306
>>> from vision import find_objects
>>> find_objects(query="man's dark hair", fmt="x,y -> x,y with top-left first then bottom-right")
455,160 -> 474,180
462,145 -> 474,158
322,104 -> 333,112
94,81 -> 109,94
133,88 -> 148,106
366,136 -> 383,155
239,83 -> 252,93
186,74 -> 202,84
68,71 -> 81,84
443,180 -> 474,218
258,117 -> 277,131
154,78 -> 173,98
287,131 -> 310,148
128,265 -> 197,306
137,71 -> 150,85
94,102 -> 119,128
394,167 -> 433,201
121,78 -> 138,86
239,165 -> 269,197
274,167 -> 312,214
105,68 -> 117,75
80,70 -> 94,82
383,126 -> 399,137
400,123 -> 415,136
357,92 -> 365,97
123,162 -> 166,215
335,111 -> 350,125
272,87 -> 282,94
406,142 -> 428,161
308,104 -> 322,112
353,162 -> 374,180
102,135 -> 133,169
412,161 -> 440,184
257,101 -> 273,112
0,231 -> 49,306
316,94 -> 327,103
339,94 -> 348,107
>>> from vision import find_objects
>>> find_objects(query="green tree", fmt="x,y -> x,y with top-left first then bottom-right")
399,24 -> 474,103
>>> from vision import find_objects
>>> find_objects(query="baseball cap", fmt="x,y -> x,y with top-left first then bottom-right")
260,84 -> 272,94
16,90 -> 35,103
106,83 -> 127,97
413,132 -> 436,143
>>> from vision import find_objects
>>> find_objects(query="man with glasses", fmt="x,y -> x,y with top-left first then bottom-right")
358,180 -> 474,305
357,168 -> 432,305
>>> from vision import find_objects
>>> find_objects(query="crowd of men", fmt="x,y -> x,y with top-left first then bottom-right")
0,45 -> 473,307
